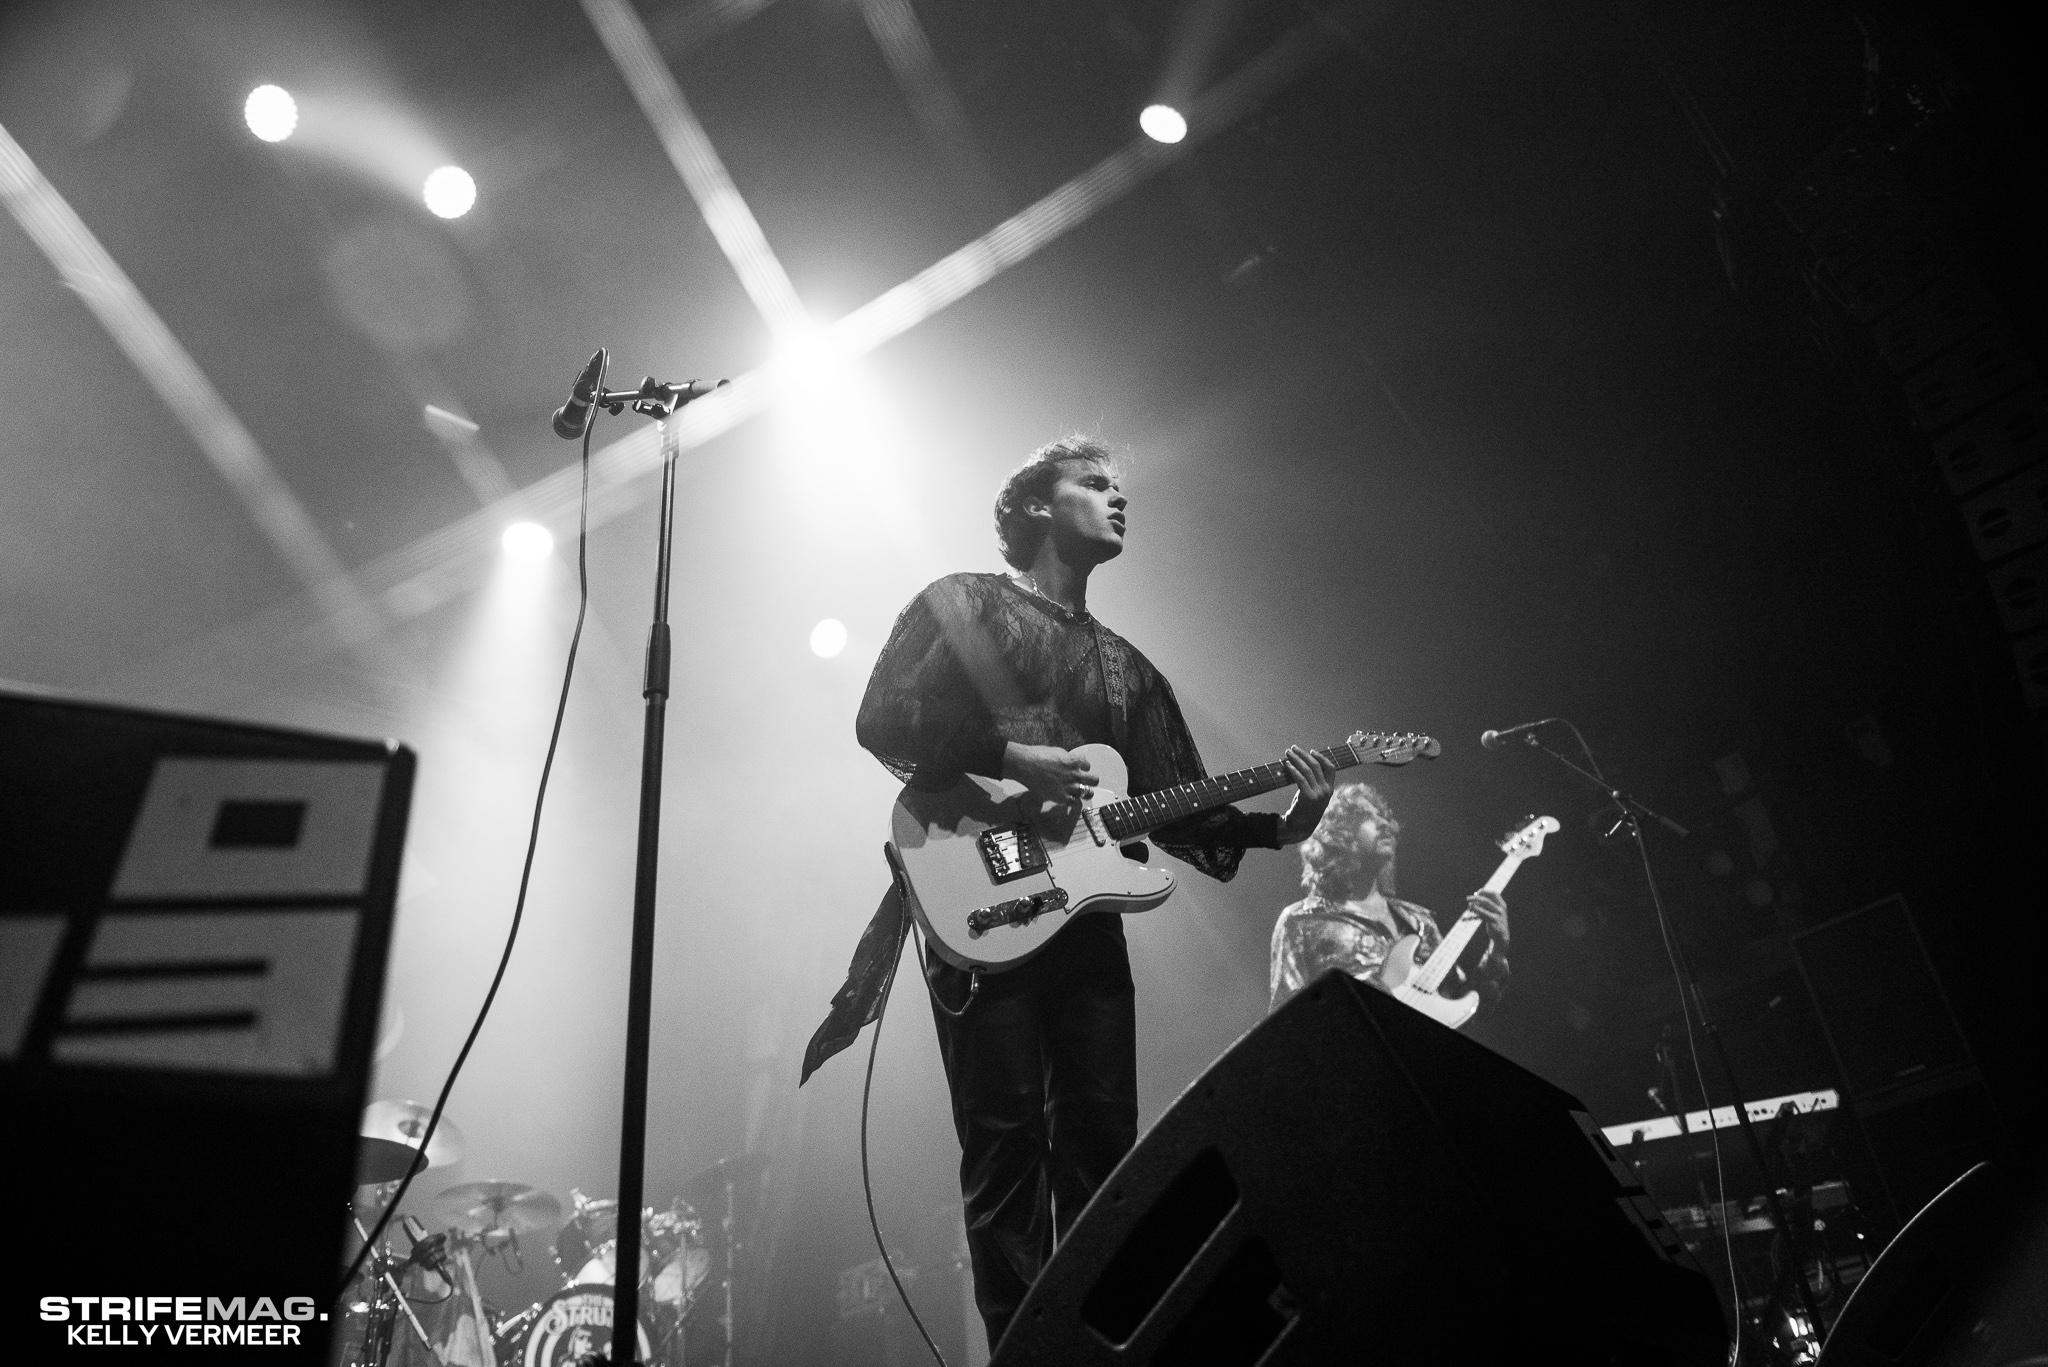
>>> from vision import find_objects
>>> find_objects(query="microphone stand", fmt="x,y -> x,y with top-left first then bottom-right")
1510,729 -> 1827,1339
561,359 -> 727,1366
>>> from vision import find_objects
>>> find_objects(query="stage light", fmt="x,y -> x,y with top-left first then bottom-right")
244,85 -> 298,143
1139,104 -> 1187,144
501,522 -> 553,561
810,619 -> 848,658
423,165 -> 476,219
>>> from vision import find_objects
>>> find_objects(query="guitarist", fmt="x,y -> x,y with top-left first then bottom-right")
852,435 -> 1338,1349
1268,781 -> 1511,1014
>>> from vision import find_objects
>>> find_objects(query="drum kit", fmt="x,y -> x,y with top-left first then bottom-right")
338,1102 -> 735,1367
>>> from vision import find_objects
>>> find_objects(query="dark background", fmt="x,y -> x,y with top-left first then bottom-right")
2,0 -> 2041,1359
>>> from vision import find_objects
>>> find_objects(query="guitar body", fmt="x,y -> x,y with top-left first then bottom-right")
1368,815 -> 1558,1030
1374,934 -> 1480,1030
891,744 -> 1177,972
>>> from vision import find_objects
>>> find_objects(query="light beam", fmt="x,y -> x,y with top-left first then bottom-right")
103,6 -> 1366,692
0,116 -> 381,645
582,0 -> 810,339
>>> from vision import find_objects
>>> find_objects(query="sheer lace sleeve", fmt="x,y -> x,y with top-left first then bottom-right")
855,575 -> 1014,787
1122,657 -> 1282,882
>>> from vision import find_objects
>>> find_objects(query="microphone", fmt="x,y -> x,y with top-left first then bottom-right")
551,349 -> 607,439
1479,720 -> 1551,749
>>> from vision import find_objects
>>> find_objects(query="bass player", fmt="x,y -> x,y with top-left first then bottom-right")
1268,780 -> 1510,1014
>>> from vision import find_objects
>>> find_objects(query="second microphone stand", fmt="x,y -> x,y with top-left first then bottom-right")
1512,727 -> 1827,1339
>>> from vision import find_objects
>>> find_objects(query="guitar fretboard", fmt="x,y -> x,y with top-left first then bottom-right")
1099,734 -> 1431,841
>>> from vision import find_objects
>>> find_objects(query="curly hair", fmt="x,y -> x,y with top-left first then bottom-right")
1299,781 -> 1399,898
992,434 -> 1120,571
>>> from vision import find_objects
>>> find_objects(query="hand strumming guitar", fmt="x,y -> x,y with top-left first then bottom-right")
1003,742 -> 1099,807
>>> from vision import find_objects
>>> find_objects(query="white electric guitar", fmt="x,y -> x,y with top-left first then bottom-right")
893,730 -> 1442,972
1373,814 -> 1559,1028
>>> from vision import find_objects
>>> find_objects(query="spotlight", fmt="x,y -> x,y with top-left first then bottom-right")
501,522 -> 553,561
809,619 -> 848,658
244,85 -> 298,143
1139,104 -> 1187,144
423,166 -> 476,219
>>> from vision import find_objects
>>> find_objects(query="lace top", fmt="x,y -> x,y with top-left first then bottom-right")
856,572 -> 1280,881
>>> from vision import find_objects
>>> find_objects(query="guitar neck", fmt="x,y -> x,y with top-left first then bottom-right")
1100,739 -> 1373,841
1411,850 -> 1529,994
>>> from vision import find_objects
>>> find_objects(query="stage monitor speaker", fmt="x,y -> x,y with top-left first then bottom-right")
1790,895 -> 1974,1100
1791,894 -> 2010,1223
989,970 -> 1727,1367
0,686 -> 414,1359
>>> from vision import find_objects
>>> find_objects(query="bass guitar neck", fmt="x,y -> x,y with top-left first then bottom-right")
1377,815 -> 1559,1026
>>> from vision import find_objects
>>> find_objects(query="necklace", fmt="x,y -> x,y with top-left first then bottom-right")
1011,571 -> 1089,621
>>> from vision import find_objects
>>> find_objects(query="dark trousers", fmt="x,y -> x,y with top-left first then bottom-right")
924,915 -> 1139,1352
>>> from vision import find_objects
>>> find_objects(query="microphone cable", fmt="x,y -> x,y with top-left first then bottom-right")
859,918 -> 950,1367
336,411 -> 597,1301
1559,718 -> 1743,1360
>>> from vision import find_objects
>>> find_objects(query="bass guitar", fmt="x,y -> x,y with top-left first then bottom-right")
892,730 -> 1441,972
1373,814 -> 1559,1028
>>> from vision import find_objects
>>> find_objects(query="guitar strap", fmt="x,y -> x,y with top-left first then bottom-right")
1092,619 -> 1130,752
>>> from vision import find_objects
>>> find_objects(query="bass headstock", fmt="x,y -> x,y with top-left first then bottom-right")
1497,814 -> 1561,858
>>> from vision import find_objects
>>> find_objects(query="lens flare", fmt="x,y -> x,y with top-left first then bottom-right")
501,522 -> 554,561
423,166 -> 477,219
244,85 -> 298,143
809,619 -> 848,658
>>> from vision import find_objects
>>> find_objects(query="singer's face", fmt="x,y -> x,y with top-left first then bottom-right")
1035,461 -> 1127,562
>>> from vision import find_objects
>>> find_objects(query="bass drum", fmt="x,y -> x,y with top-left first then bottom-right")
512,1286 -> 653,1367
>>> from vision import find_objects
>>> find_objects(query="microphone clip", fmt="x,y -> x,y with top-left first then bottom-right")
598,376 -> 729,421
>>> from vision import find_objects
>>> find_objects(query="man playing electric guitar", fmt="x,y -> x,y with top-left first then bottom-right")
1269,781 -> 1511,1015
852,435 -> 1339,1349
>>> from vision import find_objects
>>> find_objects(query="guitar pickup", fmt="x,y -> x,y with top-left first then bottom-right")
977,824 -> 1049,883
966,888 -> 1069,936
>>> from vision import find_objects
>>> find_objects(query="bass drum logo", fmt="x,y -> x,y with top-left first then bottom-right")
519,1287 -> 652,1367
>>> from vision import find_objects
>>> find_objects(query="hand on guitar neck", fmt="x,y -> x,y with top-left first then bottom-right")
1373,815 -> 1555,1029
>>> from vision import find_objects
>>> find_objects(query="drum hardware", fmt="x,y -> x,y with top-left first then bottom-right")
554,1189 -> 712,1315
437,1180 -> 562,1279
678,1151 -> 767,1367
348,1213 -> 451,1367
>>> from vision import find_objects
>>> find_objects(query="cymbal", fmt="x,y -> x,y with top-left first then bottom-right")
678,1150 -> 768,1199
435,1181 -> 563,1235
361,1099 -> 465,1169
355,1137 -> 428,1185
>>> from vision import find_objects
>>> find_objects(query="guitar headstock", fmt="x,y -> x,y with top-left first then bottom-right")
1497,814 -> 1562,858
1345,729 -> 1442,766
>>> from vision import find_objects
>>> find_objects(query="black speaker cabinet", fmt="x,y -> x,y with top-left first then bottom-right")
1790,896 -> 1973,1100
1791,895 -> 2010,1224
990,970 -> 1727,1367
0,686 -> 413,1359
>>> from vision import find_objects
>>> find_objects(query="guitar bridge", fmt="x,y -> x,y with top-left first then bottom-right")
977,824 -> 1048,884
966,888 -> 1069,937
